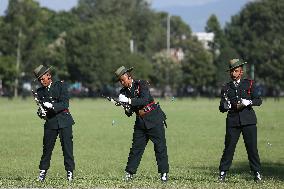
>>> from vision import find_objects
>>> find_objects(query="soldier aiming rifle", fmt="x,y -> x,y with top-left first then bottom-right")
218,59 -> 262,182
33,65 -> 75,182
111,66 -> 169,182
102,94 -> 132,115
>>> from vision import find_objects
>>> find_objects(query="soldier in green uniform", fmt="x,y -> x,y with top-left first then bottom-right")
218,59 -> 262,182
114,66 -> 169,182
33,65 -> 75,181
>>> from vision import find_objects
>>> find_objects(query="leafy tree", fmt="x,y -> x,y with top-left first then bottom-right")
215,45 -> 239,84
43,11 -> 79,43
66,17 -> 131,89
125,2 -> 162,55
75,0 -> 163,56
205,14 -> 223,60
0,56 -> 17,94
170,15 -> 192,48
0,0 -> 222,97
182,40 -> 215,95
205,14 -> 238,85
122,53 -> 152,81
38,11 -> 80,80
225,0 -> 284,89
0,0 -> 51,96
151,51 -> 182,96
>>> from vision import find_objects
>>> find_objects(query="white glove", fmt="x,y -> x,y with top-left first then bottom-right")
118,94 -> 129,103
38,107 -> 47,116
43,102 -> 53,109
241,98 -> 252,106
42,111 -> 47,116
41,108 -> 47,116
224,101 -> 231,110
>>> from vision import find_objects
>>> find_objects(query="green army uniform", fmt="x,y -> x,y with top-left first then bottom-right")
37,80 -> 75,172
115,66 -> 169,180
219,79 -> 262,172
33,65 -> 75,178
218,59 -> 262,182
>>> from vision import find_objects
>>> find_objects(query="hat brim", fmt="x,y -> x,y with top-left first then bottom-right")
116,67 -> 133,81
227,62 -> 246,72
34,66 -> 52,81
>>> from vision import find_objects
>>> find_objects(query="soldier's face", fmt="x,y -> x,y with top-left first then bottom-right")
119,73 -> 132,88
39,72 -> 52,87
230,67 -> 243,81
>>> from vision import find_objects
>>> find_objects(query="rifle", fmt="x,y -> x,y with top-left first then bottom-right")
222,88 -> 244,111
223,87 -> 229,102
102,94 -> 132,113
32,90 -> 47,120
222,87 -> 231,110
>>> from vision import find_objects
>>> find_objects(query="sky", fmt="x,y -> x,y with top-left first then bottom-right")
0,0 -> 252,32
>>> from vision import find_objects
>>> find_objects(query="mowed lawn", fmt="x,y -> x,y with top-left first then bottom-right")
0,97 -> 283,188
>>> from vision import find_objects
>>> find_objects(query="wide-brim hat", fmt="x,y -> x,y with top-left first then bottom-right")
115,66 -> 133,80
227,59 -> 247,71
33,65 -> 52,81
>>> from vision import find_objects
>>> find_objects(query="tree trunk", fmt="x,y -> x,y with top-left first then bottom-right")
14,28 -> 22,98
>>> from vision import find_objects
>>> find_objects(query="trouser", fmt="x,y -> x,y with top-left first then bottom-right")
39,126 -> 75,171
219,124 -> 261,172
125,123 -> 169,174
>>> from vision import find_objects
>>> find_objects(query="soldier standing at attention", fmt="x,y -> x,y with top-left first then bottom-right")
218,59 -> 262,182
115,66 -> 169,182
33,65 -> 75,182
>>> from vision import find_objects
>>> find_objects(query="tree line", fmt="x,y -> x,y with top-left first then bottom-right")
0,0 -> 283,97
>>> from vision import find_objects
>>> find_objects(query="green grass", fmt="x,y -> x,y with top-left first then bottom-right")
0,97 -> 283,188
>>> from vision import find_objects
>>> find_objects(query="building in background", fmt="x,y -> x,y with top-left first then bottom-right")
193,32 -> 214,50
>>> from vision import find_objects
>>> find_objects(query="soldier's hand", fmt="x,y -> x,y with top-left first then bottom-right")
241,98 -> 252,106
43,102 -> 53,109
118,94 -> 129,103
223,101 -> 231,110
42,110 -> 47,116
37,108 -> 47,118
236,103 -> 245,110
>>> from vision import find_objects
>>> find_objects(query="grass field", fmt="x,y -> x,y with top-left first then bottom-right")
0,97 -> 283,188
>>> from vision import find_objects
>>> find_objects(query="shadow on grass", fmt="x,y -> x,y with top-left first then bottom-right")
260,162 -> 284,181
186,161 -> 284,182
227,162 -> 284,181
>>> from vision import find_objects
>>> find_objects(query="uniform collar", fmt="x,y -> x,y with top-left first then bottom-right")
230,79 -> 243,89
46,81 -> 52,91
127,79 -> 134,91
233,79 -> 240,86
